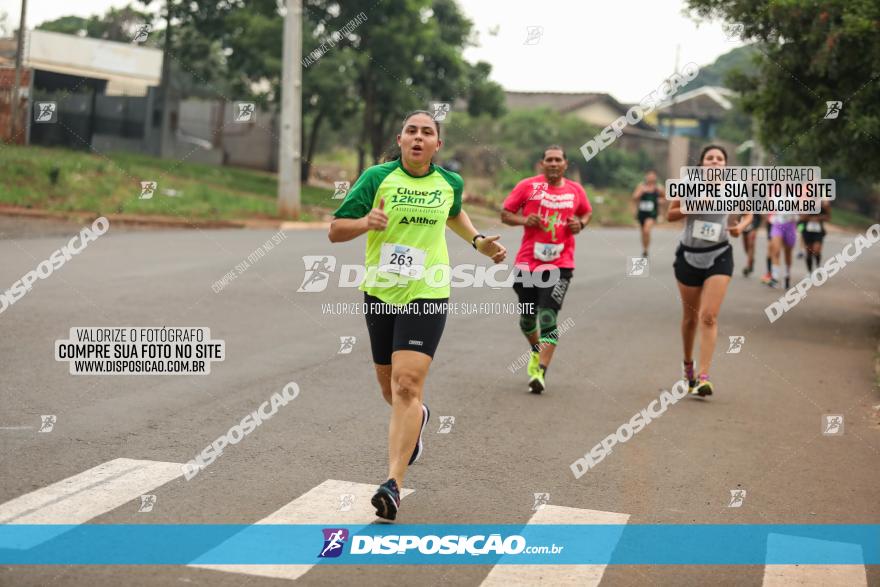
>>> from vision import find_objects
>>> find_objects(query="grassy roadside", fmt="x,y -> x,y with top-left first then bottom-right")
0,145 -> 331,222
830,207 -> 878,231
2,145 -> 876,230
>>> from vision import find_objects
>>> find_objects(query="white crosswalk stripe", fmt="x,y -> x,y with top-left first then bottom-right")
480,505 -> 630,587
0,458 -> 184,549
762,534 -> 867,586
189,478 -> 414,581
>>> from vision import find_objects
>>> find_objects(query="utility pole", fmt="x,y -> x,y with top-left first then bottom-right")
157,2 -> 173,158
277,0 -> 302,218
10,0 -> 27,141
668,43 -> 680,137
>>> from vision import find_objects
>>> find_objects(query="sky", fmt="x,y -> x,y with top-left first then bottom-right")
2,0 -> 743,103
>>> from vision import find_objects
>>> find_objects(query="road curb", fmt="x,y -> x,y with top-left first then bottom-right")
0,206 -> 330,231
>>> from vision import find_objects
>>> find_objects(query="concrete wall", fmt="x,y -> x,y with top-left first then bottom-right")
178,99 -> 277,170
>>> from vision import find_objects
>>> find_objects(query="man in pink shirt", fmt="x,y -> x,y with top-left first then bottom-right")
501,145 -> 592,393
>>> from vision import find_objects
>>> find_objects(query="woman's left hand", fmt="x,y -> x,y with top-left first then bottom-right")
728,224 -> 744,237
476,235 -> 507,263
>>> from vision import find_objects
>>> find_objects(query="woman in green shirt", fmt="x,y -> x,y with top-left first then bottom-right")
328,110 -> 506,520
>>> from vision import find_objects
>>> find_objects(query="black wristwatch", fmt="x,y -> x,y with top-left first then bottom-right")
472,233 -> 485,249
579,219 -> 586,229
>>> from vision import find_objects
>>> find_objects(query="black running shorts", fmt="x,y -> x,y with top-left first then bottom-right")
637,211 -> 657,226
673,244 -> 734,287
363,292 -> 448,365
512,267 -> 573,311
802,223 -> 826,243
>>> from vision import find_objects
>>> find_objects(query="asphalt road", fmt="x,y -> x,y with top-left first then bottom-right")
1,218 -> 878,586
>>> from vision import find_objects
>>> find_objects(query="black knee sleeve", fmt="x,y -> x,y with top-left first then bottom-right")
519,313 -> 537,336
538,308 -> 559,345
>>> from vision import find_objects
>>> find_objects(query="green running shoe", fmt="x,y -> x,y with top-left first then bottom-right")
529,367 -> 545,394
526,351 -> 540,378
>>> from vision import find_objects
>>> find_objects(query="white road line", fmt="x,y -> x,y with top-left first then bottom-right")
762,534 -> 867,587
190,478 -> 414,581
480,505 -> 630,587
0,458 -> 184,549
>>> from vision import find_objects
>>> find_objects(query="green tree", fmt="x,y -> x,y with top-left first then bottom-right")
327,0 -> 506,172
686,0 -> 880,185
36,15 -> 91,37
463,61 -> 506,118
37,5 -> 152,42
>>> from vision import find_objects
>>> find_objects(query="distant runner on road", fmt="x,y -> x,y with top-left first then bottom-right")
741,214 -> 762,277
631,170 -> 664,257
763,210 -> 799,289
800,203 -> 831,272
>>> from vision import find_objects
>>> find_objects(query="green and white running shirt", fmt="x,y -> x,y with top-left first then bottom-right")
333,160 -> 463,305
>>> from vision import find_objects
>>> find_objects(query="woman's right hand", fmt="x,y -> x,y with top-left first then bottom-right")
365,198 -> 388,231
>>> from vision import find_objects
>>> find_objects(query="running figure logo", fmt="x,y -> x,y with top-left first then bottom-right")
34,102 -> 57,123
318,528 -> 349,558
541,210 -> 560,241
338,336 -> 356,354
824,101 -> 842,120
727,336 -> 745,354
524,25 -> 543,45
38,415 -> 56,433
532,492 -> 550,511
425,190 -> 443,206
234,102 -> 256,122
332,181 -> 350,199
822,414 -> 844,435
430,102 -> 451,122
131,24 -> 151,43
437,416 -> 455,434
138,494 -> 156,512
140,181 -> 157,200
627,257 -> 649,277
297,255 -> 337,292
338,494 -> 355,512
727,489 -> 746,508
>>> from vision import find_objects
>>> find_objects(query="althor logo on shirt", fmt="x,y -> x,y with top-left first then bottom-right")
399,216 -> 438,226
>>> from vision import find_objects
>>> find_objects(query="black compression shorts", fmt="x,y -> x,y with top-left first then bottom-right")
363,292 -> 448,365
512,268 -> 573,311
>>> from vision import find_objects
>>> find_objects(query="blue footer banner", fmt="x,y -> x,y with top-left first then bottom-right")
0,524 -> 877,565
